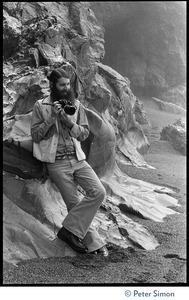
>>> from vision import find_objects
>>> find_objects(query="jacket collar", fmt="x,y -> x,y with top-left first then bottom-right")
42,95 -> 52,104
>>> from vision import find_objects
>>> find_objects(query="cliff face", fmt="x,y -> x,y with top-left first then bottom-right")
3,1 -> 150,170
3,2 -> 179,265
91,2 -> 186,101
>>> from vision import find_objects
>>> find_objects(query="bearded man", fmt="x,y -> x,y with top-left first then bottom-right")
31,68 -> 108,256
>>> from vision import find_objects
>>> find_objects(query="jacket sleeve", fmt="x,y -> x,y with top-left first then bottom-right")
30,101 -> 57,143
70,102 -> 90,141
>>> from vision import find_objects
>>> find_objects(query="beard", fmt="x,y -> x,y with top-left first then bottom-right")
50,85 -> 75,104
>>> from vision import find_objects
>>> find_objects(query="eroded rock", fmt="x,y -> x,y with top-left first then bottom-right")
134,99 -> 150,126
3,9 -> 22,59
3,171 -> 162,264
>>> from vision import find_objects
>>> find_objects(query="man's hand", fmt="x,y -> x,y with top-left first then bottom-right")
60,109 -> 74,129
51,101 -> 62,117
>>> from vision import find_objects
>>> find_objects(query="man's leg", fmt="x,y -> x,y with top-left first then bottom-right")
46,159 -> 80,212
82,225 -> 106,253
47,158 -> 106,252
62,159 -> 106,240
47,159 -> 89,252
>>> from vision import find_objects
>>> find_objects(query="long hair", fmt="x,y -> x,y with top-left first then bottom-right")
47,68 -> 70,84
47,68 -> 75,103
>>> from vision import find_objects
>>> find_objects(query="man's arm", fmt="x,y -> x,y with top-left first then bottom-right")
31,101 -> 57,143
69,102 -> 89,141
70,124 -> 89,141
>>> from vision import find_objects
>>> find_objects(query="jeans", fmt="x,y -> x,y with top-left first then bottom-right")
46,156 -> 106,252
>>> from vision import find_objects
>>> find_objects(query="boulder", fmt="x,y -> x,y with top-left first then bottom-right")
3,174 -> 76,265
160,119 -> 186,155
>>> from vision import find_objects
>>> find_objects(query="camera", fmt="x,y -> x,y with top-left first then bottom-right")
58,99 -> 76,115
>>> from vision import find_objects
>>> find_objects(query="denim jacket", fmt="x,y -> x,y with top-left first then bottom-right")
31,96 -> 89,163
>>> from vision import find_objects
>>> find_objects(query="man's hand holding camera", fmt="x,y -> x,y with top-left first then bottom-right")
52,101 -> 62,115
52,101 -> 74,129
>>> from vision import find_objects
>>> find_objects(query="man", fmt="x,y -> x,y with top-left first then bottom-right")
31,68 -> 108,256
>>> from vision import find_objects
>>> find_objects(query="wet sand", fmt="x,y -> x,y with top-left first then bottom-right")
3,99 -> 186,284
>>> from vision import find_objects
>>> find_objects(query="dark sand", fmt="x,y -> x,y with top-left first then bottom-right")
3,99 -> 186,284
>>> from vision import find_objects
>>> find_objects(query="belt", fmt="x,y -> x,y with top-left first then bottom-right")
56,151 -> 76,160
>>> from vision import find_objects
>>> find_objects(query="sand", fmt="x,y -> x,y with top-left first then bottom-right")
3,99 -> 186,284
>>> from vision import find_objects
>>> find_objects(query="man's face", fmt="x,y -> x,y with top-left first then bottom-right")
50,76 -> 75,103
55,77 -> 71,98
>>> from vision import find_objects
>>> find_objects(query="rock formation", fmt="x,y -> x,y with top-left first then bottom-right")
151,97 -> 186,115
3,2 -> 180,265
160,118 -> 186,155
91,2 -> 186,104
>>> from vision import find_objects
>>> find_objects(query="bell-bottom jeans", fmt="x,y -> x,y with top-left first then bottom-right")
46,156 -> 106,252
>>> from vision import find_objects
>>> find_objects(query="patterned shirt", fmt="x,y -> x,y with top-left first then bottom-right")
56,118 -> 75,156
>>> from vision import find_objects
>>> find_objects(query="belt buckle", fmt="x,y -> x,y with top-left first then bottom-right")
56,152 -> 75,160
57,155 -> 66,160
